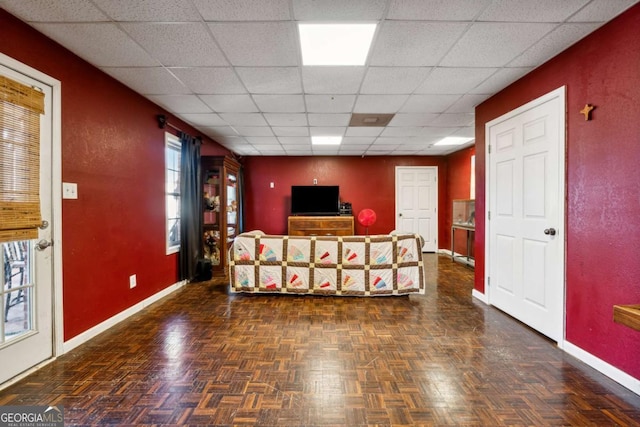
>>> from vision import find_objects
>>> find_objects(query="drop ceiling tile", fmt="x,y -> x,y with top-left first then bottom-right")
236,67 -> 302,94
468,67 -> 533,94
286,149 -> 314,155
246,137 -> 280,145
272,127 -> 309,137
302,67 -> 365,94
387,0 -> 492,20
353,95 -> 409,113
369,22 -> 468,66
285,147 -> 313,154
440,22 -> 557,67
312,148 -> 340,156
569,0 -> 639,22
450,127 -> 475,138
121,23 -> 227,67
342,137 -> 377,145
305,95 -> 356,113
199,94 -> 258,112
446,94 -> 490,113
400,94 -> 460,113
209,22 -> 298,66
430,113 -> 475,127
415,67 -> 498,94
148,95 -> 212,114
307,114 -> 351,127
369,139 -> 403,147
0,0 -> 109,21
233,127 -> 274,137
31,23 -> 158,67
177,113 -> 226,126
388,113 -> 439,127
232,145 -> 261,155
509,23 -> 600,67
218,113 -> 269,126
339,148 -> 370,155
309,127 -> 346,136
249,141 -> 282,153
256,146 -> 287,154
170,68 -> 246,94
93,0 -> 201,21
278,137 -> 312,145
193,0 -> 291,20
419,127 -> 461,137
293,0 -> 386,20
365,149 -> 394,155
264,113 -> 308,127
253,95 -> 306,113
200,126 -> 238,137
361,67 -> 432,94
100,67 -> 188,95
345,127 -> 384,137
478,0 -> 589,22
380,127 -> 423,137
212,135 -> 249,145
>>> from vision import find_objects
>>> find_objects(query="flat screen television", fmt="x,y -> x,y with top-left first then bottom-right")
291,185 -> 340,216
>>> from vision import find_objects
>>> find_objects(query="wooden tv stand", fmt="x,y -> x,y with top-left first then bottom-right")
288,216 -> 354,236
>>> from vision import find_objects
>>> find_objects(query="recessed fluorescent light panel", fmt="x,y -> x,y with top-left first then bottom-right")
299,23 -> 377,66
312,136 -> 342,145
433,137 -> 474,146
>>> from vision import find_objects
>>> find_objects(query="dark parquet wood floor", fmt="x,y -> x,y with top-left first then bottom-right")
1,254 -> 639,426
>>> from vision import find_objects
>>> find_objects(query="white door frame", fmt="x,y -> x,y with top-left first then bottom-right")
484,86 -> 566,347
0,53 -> 63,365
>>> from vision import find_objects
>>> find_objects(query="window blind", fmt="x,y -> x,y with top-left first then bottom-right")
0,75 -> 44,243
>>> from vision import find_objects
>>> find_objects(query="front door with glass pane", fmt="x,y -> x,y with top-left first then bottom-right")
0,64 -> 54,384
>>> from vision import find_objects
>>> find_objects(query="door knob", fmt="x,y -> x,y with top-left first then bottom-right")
544,228 -> 557,236
35,239 -> 53,251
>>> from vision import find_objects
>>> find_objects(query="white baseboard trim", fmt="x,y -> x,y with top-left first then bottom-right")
563,341 -> 640,395
472,289 -> 488,304
63,280 -> 187,353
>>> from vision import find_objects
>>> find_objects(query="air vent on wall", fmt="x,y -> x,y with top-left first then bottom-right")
349,113 -> 395,127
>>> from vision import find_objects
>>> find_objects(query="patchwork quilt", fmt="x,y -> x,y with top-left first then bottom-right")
229,233 -> 425,296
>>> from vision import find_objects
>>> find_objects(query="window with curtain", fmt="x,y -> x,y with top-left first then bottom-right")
165,132 -> 181,254
0,75 -> 44,243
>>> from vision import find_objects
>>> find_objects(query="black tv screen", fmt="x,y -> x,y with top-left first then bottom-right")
291,185 -> 340,216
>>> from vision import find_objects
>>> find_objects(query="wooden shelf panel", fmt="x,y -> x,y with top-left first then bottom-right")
613,304 -> 640,331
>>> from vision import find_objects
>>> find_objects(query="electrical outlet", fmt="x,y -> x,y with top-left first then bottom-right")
313,178 -> 318,185
62,182 -> 78,199
129,274 -> 137,289
270,182 -> 274,188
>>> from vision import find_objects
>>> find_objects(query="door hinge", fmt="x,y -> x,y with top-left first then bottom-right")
487,277 -> 490,287
488,145 -> 492,154
488,211 -> 491,220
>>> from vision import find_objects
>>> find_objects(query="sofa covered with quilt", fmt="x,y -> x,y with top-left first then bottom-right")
229,231 -> 425,296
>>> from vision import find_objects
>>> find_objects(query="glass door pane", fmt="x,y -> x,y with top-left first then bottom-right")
226,173 -> 237,240
1,240 -> 34,344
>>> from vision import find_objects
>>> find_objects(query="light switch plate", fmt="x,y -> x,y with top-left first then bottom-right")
62,182 -> 78,199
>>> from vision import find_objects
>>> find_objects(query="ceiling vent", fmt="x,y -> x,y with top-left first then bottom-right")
349,113 -> 395,127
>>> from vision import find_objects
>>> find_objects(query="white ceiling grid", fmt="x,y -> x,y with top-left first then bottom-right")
0,0 -> 637,156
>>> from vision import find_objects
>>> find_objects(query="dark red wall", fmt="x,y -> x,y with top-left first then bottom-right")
1,10 -> 229,340
475,5 -> 640,378
444,147 -> 475,255
242,156 -> 450,241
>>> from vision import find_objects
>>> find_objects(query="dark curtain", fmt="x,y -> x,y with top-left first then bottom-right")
237,165 -> 245,234
179,132 -> 202,282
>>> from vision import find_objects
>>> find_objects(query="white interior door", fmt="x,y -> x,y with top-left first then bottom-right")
395,166 -> 438,252
0,64 -> 54,384
486,87 -> 565,342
